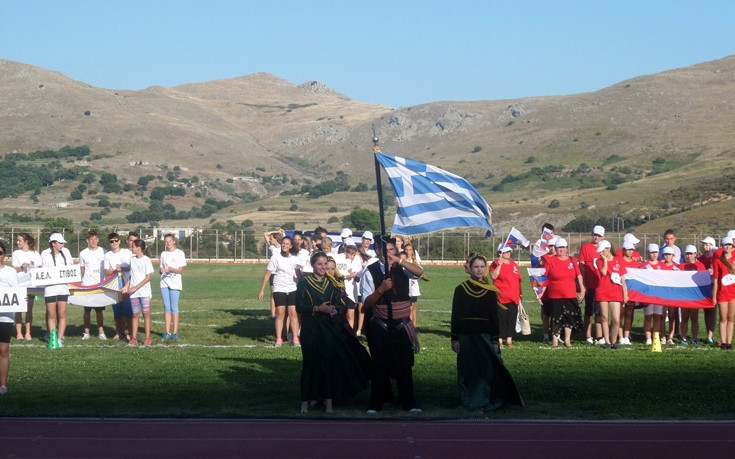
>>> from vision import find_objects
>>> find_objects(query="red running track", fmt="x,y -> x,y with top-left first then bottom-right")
1,419 -> 734,459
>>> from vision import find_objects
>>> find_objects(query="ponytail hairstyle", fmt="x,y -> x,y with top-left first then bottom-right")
721,251 -> 735,275
132,239 -> 149,257
18,232 -> 36,251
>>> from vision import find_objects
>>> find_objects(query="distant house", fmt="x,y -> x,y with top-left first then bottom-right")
157,228 -> 195,240
57,202 -> 69,208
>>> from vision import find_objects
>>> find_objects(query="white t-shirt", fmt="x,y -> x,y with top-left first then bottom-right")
160,248 -> 187,290
0,265 -> 19,323
41,248 -> 74,297
344,255 -> 363,303
297,248 -> 312,274
79,247 -> 106,285
266,252 -> 302,293
104,249 -> 133,283
129,255 -> 154,299
11,249 -> 42,272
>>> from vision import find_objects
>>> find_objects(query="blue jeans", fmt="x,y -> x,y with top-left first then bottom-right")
161,287 -> 181,314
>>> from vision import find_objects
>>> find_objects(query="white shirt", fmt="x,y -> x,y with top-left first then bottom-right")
12,249 -> 42,272
160,248 -> 187,290
79,246 -> 106,285
129,255 -> 154,299
105,249 -> 133,283
0,265 -> 19,323
41,248 -> 73,297
266,252 -> 302,293
297,248 -> 312,274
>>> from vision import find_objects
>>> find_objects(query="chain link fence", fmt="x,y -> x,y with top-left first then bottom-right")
0,227 -> 727,263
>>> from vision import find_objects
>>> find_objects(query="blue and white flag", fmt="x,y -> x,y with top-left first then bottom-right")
376,153 -> 494,236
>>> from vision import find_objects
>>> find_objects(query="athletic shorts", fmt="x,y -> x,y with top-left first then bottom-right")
0,322 -> 12,344
410,296 -> 418,303
584,289 -> 599,316
112,298 -> 133,320
44,295 -> 69,304
644,304 -> 664,315
130,297 -> 151,315
273,291 -> 296,307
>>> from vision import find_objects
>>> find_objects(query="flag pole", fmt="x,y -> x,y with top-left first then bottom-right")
372,129 -> 393,323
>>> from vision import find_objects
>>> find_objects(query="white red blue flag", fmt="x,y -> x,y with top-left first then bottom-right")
504,227 -> 530,248
376,153 -> 494,236
625,268 -> 713,309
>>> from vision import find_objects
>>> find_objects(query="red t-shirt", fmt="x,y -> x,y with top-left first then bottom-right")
658,262 -> 680,271
620,257 -> 642,269
713,256 -> 735,303
578,242 -> 600,289
544,256 -> 581,299
641,260 -> 663,270
681,261 -> 706,272
490,260 -> 521,305
594,256 -> 627,302
698,254 -> 715,271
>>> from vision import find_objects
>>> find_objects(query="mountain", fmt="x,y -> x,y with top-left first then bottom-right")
1,56 -> 734,235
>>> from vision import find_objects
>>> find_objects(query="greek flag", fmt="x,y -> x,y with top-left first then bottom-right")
376,153 -> 494,236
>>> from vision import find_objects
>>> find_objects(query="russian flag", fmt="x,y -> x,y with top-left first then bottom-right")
625,268 -> 713,309
505,227 -> 530,248
527,268 -> 549,295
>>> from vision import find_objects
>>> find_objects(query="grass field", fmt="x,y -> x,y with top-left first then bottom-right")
3,263 -> 735,420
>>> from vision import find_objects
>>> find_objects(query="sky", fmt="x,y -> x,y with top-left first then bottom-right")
2,1 -> 734,108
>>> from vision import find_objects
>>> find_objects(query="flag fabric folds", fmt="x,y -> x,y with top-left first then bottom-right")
375,153 -> 494,236
625,268 -> 713,309
504,227 -> 530,248
26,272 -> 124,307
527,268 -> 548,296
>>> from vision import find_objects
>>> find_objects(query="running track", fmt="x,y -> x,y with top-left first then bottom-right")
1,419 -> 734,458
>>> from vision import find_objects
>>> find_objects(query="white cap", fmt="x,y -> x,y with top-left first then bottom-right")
596,240 -> 611,252
623,241 -> 636,250
592,225 -> 605,237
497,243 -> 512,253
662,246 -> 676,255
727,230 -> 735,239
548,236 -> 558,247
361,231 -> 373,241
345,239 -> 356,246
722,236 -> 734,246
555,238 -> 568,248
701,236 -> 716,246
49,233 -> 67,244
685,245 -> 697,254
340,228 -> 352,238
623,233 -> 640,245
647,243 -> 659,253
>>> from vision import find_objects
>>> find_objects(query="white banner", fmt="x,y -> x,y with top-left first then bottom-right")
29,265 -> 82,287
0,287 -> 28,313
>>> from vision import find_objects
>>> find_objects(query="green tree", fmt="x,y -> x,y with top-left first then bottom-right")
342,208 -> 379,230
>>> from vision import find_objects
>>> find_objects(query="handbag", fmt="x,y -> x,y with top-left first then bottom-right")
516,302 -> 531,335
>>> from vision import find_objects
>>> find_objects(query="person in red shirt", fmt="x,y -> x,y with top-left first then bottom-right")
578,225 -> 605,345
618,241 -> 641,344
615,233 -> 643,261
538,237 -> 558,343
713,230 -> 735,259
712,236 -> 735,350
538,238 -> 585,348
640,244 -> 664,345
699,236 -> 718,343
594,241 -> 629,349
660,246 -> 681,344
680,245 -> 707,345
490,244 -> 522,348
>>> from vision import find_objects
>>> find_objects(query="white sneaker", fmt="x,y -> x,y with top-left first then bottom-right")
646,338 -> 653,345
586,337 -> 594,345
82,333 -> 91,340
596,338 -> 606,345
98,333 -> 107,340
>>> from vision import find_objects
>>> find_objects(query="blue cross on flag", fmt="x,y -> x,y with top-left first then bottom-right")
376,153 -> 494,236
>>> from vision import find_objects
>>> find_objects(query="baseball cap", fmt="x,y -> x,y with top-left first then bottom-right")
592,225 -> 605,237
497,243 -> 512,253
647,243 -> 659,253
662,246 -> 675,255
555,238 -> 568,248
684,245 -> 697,254
623,233 -> 640,245
623,241 -> 636,250
722,236 -> 734,246
596,240 -> 611,252
361,231 -> 373,241
49,233 -> 67,244
727,230 -> 735,239
701,236 -> 716,246
340,228 -> 352,238
548,236 -> 558,247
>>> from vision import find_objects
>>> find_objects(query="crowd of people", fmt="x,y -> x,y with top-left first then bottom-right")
0,230 -> 186,395
531,224 -> 735,350
258,226 -> 524,414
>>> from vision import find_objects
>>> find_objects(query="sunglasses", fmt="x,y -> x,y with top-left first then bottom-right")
109,239 -> 120,243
